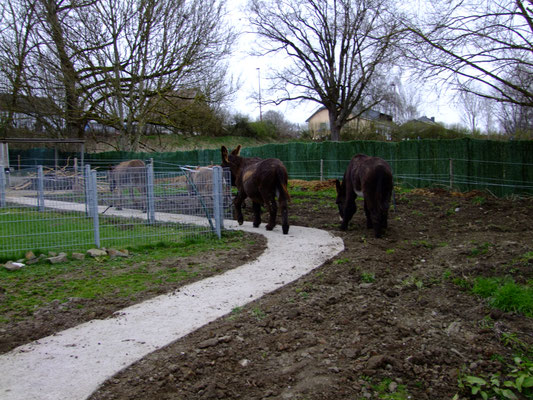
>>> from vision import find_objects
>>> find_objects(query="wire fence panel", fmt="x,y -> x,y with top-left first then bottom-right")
0,164 -> 232,260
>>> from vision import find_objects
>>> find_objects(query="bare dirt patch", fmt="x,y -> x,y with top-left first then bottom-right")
4,182 -> 533,399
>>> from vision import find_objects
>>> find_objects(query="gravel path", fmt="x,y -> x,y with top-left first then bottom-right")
0,217 -> 344,400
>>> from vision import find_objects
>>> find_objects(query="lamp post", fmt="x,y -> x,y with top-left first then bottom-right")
257,67 -> 263,121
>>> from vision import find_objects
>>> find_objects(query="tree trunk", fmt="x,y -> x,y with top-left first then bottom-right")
42,0 -> 82,139
328,108 -> 341,141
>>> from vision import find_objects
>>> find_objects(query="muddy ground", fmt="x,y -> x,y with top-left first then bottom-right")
4,182 -> 533,399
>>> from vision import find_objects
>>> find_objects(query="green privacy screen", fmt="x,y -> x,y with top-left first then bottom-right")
7,138 -> 533,196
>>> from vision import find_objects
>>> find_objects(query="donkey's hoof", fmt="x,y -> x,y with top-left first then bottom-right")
265,224 -> 274,231
253,222 -> 261,228
282,225 -> 289,234
238,219 -> 243,225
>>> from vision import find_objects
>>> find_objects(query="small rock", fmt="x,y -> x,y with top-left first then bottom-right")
47,253 -> 68,264
342,348 -> 359,359
286,308 -> 300,319
87,248 -> 107,258
388,381 -> 398,392
26,257 -> 40,265
107,248 -> 129,258
48,251 -> 58,257
446,321 -> 461,336
4,261 -> 25,271
366,354 -> 388,370
218,335 -> 232,343
71,253 -> 85,261
25,251 -> 36,260
239,359 -> 250,367
198,337 -> 219,348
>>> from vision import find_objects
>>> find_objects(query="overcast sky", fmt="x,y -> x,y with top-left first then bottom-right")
225,1 -> 462,127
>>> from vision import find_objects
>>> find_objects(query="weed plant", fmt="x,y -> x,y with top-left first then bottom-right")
472,277 -> 533,317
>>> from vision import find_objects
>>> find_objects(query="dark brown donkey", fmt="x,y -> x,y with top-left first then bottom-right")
335,154 -> 393,238
221,145 -> 290,234
109,159 -> 146,210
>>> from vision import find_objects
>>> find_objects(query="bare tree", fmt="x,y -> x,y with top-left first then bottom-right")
262,109 -> 298,137
0,0 -> 235,150
496,65 -> 533,138
247,0 -> 403,141
81,0 -> 235,150
0,0 -> 40,134
403,0 -> 533,110
381,77 -> 422,124
457,90 -> 485,134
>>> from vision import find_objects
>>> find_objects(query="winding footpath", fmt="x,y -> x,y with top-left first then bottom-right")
0,205 -> 344,400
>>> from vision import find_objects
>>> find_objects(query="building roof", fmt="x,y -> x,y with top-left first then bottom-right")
306,106 -> 393,122
409,116 -> 437,125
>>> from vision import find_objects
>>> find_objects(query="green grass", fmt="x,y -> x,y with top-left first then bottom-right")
0,231 -> 246,324
370,378 -> 411,400
472,277 -> 533,317
0,207 -> 209,262
289,186 -> 337,198
140,134 -> 282,151
468,242 -> 493,257
361,272 -> 376,283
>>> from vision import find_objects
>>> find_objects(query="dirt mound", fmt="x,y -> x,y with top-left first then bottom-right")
290,179 -> 337,191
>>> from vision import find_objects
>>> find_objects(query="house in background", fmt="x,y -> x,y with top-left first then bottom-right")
409,116 -> 437,125
306,106 -> 394,139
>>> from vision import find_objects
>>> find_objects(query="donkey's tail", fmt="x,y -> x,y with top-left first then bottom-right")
276,167 -> 291,202
276,166 -> 290,234
375,166 -> 393,212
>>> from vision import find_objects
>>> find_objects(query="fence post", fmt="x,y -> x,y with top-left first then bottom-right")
84,164 -> 91,217
212,166 -> 223,238
146,161 -> 155,224
0,165 -> 5,208
320,159 -> 324,181
89,170 -> 100,248
449,158 -> 454,190
37,165 -> 45,212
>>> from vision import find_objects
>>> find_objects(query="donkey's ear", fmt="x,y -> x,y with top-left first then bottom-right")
231,145 -> 242,156
221,146 -> 229,162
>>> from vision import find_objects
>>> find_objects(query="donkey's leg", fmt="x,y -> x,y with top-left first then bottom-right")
252,202 -> 262,228
234,191 -> 246,225
279,198 -> 289,234
265,196 -> 278,231
363,198 -> 373,229
340,194 -> 356,231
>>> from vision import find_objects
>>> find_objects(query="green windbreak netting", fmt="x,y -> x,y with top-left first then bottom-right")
7,138 -> 533,196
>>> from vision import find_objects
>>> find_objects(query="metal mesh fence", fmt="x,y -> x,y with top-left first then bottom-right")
281,157 -> 533,196
0,164 -> 232,260
7,138 -> 533,196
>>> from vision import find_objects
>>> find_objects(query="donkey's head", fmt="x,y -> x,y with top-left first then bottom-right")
221,145 -> 243,186
334,178 -> 347,219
